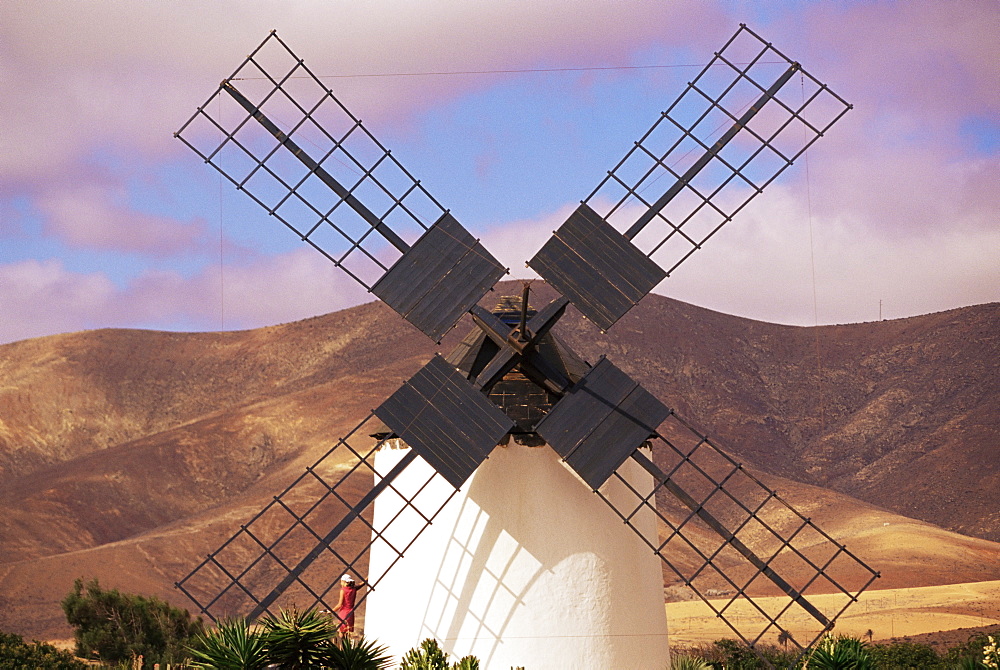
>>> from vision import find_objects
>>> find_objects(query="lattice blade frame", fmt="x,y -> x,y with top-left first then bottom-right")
592,23 -> 851,270
174,31 -> 504,340
593,411 -> 878,668
532,24 -> 851,331
175,412 -> 461,624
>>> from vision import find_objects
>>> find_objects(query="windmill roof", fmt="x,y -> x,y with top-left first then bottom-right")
369,297 -> 588,440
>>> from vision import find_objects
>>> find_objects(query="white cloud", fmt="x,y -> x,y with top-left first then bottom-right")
651,186 -> 1000,325
476,182 -> 1000,328
480,204 -> 575,281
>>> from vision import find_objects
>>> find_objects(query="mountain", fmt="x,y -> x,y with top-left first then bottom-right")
1,284 -> 997,639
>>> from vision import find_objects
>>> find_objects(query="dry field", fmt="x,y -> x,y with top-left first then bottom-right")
666,579 -> 1000,647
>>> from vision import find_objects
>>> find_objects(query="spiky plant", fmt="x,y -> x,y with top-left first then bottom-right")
187,618 -> 269,670
260,607 -> 337,669
452,655 -> 480,670
670,654 -> 712,670
400,638 -> 450,670
803,634 -> 874,669
322,634 -> 393,670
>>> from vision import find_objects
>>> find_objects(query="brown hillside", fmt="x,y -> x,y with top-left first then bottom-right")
0,284 -> 997,639
552,289 -> 1000,542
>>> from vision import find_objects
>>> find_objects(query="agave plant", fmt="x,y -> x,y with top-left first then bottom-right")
670,654 -> 712,670
400,638 -> 450,670
323,634 -> 393,670
399,638 -> 481,670
260,606 -> 338,669
187,618 -> 269,670
803,634 -> 873,669
452,655 -> 480,670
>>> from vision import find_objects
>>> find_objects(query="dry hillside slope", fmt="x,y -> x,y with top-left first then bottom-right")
1,284 -> 997,640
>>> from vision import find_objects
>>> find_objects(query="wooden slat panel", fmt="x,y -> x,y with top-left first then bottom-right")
407,240 -> 506,341
529,233 -> 624,329
528,204 -> 665,330
535,358 -> 635,459
566,385 -> 670,490
537,357 -> 669,490
561,204 -> 666,302
372,213 -> 472,315
372,213 -> 505,341
374,355 -> 513,488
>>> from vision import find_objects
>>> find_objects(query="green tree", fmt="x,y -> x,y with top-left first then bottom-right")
61,577 -> 203,667
0,630 -> 86,669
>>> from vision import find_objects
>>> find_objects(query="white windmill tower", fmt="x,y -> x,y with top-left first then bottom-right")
362,292 -> 669,667
173,25 -> 878,668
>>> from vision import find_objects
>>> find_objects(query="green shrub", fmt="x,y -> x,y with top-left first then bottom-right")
61,577 -> 202,667
452,655 -> 480,670
699,638 -> 797,668
942,630 -> 1000,669
401,638 -> 450,670
0,630 -> 86,669
670,653 -> 712,670
868,639 -> 943,669
189,611 -> 391,670
399,638 -> 481,670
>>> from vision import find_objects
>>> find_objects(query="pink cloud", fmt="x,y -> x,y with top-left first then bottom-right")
0,260 -> 118,343
804,113 -> 1000,238
0,249 -> 372,345
0,2 -> 728,183
797,2 -> 1000,130
2,1 -> 997,343
36,184 -> 208,256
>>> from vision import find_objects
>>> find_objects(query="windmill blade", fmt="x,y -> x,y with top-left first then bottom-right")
590,410 -> 879,663
374,354 -> 515,489
529,23 -> 852,331
177,358 -> 513,623
175,31 -> 505,342
534,356 -> 671,490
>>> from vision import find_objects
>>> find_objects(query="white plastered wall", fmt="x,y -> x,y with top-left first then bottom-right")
364,438 -> 670,669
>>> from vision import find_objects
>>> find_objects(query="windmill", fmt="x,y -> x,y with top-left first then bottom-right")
174,24 -> 879,668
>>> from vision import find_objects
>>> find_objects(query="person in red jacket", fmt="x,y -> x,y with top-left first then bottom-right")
333,574 -> 359,636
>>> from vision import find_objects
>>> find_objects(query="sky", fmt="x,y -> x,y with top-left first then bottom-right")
1,1 -> 998,345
